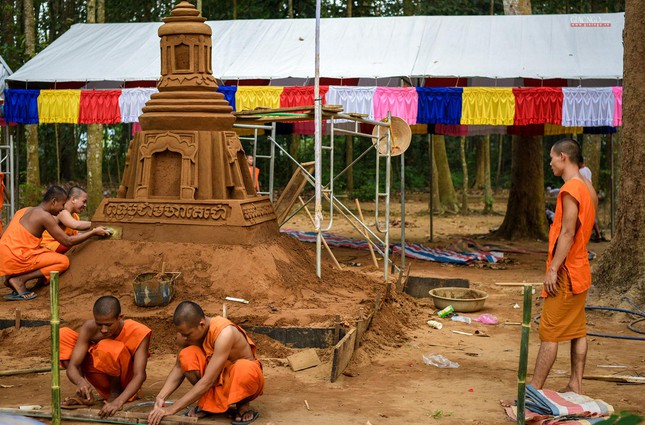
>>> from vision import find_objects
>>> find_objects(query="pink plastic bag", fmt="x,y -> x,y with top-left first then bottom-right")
473,313 -> 499,324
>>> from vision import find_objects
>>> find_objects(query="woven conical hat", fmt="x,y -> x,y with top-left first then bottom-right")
371,116 -> 412,156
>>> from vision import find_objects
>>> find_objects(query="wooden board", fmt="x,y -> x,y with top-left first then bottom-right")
330,328 -> 357,382
355,312 -> 374,350
287,348 -> 321,372
273,161 -> 315,225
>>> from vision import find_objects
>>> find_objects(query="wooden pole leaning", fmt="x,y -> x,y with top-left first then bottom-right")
355,199 -> 379,268
517,284 -> 533,425
298,197 -> 343,270
50,271 -> 61,425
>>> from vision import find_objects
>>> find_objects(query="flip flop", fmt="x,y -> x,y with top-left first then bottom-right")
231,409 -> 259,425
3,291 -> 37,301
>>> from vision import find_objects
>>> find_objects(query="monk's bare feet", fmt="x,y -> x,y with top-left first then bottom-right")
233,402 -> 259,425
558,385 -> 581,394
5,276 -> 36,300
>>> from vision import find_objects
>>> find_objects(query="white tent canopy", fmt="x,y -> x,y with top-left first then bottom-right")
8,13 -> 623,85
0,55 -> 13,98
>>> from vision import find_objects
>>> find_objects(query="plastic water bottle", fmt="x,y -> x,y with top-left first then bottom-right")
451,315 -> 472,324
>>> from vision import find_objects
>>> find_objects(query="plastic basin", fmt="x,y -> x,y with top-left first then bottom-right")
429,287 -> 488,313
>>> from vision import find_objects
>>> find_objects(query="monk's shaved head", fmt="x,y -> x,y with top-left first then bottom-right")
43,186 -> 67,203
68,186 -> 87,199
173,301 -> 205,328
93,296 -> 121,319
552,138 -> 582,166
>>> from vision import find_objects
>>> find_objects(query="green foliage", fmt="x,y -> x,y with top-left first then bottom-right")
595,411 -> 644,425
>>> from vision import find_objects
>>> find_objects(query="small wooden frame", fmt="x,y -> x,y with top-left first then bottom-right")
330,328 -> 357,383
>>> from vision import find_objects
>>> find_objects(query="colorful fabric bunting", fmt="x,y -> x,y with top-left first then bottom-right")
612,87 -> 622,127
79,89 -> 121,124
513,87 -> 563,125
217,85 -> 237,111
461,87 -> 515,126
373,87 -> 418,125
280,86 -> 329,134
562,87 -> 615,127
37,89 -> 80,124
119,88 -> 158,123
416,87 -> 463,125
3,89 -> 40,124
235,86 -> 283,112
325,86 -> 377,122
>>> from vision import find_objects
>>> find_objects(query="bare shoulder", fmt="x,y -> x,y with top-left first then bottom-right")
78,320 -> 100,340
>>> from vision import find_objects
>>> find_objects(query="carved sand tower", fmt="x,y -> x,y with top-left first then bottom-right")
93,1 -> 278,244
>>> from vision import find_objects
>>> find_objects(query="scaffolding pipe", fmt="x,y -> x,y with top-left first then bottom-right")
400,152 -> 406,269
314,0 -> 322,278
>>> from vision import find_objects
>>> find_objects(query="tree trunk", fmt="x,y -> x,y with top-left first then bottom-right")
24,0 -> 39,189
86,124 -> 103,214
289,134 -> 299,174
483,135 -> 494,213
594,0 -> 645,304
460,136 -> 468,214
428,134 -> 442,213
433,135 -> 457,212
493,136 -> 548,240
496,136 -> 504,188
475,139 -> 485,189
97,0 -> 105,23
582,134 -> 601,186
503,0 -> 532,14
87,0 -> 96,23
345,135 -> 353,196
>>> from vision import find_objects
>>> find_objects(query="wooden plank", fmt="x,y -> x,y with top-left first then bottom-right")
0,407 -> 201,425
330,328 -> 357,383
0,367 -> 50,376
495,282 -> 542,286
355,312 -> 374,350
274,161 -> 315,225
287,348 -> 321,372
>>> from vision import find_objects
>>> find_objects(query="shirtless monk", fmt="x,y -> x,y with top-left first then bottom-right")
41,186 -> 92,253
60,296 -> 152,418
531,138 -> 598,394
0,186 -> 109,301
148,301 -> 264,425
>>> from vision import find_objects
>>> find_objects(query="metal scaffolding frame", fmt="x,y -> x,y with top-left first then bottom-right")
234,112 -> 406,283
0,131 -> 16,226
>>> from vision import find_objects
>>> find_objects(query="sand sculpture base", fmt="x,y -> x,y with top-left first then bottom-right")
93,197 -> 278,244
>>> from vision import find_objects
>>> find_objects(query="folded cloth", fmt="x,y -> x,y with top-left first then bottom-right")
525,385 -> 613,417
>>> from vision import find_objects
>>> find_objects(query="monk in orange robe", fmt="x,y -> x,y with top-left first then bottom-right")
247,155 -> 260,193
531,138 -> 597,395
41,186 -> 92,253
0,186 -> 109,301
60,296 -> 152,418
148,301 -> 264,425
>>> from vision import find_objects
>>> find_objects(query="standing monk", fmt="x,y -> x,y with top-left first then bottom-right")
531,138 -> 598,394
0,186 -> 109,301
148,301 -> 264,425
60,296 -> 152,418
247,155 -> 260,193
41,186 -> 92,253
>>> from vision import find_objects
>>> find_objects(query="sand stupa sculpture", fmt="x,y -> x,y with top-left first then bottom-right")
93,1 -> 278,243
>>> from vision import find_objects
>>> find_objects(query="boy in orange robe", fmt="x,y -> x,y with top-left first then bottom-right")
60,296 -> 152,418
148,301 -> 264,425
41,186 -> 92,253
1,186 -> 109,300
531,138 -> 597,395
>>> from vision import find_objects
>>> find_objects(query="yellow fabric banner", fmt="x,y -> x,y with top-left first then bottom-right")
38,90 -> 81,124
235,86 -> 283,112
461,87 -> 515,126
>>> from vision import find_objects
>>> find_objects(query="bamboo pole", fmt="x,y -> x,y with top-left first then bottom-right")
50,270 -> 61,425
517,284 -> 532,425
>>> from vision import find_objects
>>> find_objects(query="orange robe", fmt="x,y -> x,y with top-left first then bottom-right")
178,317 -> 264,413
60,319 -> 152,400
41,212 -> 80,253
0,208 -> 70,282
540,178 -> 595,342
248,165 -> 260,192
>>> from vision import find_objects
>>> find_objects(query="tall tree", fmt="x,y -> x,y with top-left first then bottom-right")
483,134 -> 494,213
24,0 -> 40,190
460,136 -> 469,214
433,135 -> 458,212
594,0 -> 645,303
86,0 -> 103,214
494,0 -> 548,240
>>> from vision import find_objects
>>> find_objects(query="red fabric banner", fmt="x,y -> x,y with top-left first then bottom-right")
79,89 -> 122,124
513,87 -> 563,126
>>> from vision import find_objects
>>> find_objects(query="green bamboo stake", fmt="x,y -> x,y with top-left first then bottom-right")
50,271 -> 61,425
517,284 -> 533,425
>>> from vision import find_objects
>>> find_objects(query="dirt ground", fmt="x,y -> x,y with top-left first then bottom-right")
0,196 -> 643,425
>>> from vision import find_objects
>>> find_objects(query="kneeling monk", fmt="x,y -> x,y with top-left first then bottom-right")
0,186 -> 109,300
148,301 -> 264,425
60,296 -> 152,418
41,186 -> 93,253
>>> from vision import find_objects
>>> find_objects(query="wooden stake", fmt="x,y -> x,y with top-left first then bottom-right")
355,199 -> 379,268
299,197 -> 343,270
50,271 -> 61,425
334,314 -> 341,343
222,303 -> 228,319
517,284 -> 533,425
0,367 -> 50,376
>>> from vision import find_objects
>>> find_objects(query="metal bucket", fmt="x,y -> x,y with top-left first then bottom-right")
132,272 -> 180,307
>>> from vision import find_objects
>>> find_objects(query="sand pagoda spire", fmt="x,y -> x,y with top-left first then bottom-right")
92,1 -> 278,244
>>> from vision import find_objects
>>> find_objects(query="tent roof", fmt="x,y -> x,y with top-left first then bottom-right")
0,55 -> 13,99
8,13 -> 624,84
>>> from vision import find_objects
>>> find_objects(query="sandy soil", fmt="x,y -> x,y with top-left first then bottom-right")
0,196 -> 642,425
